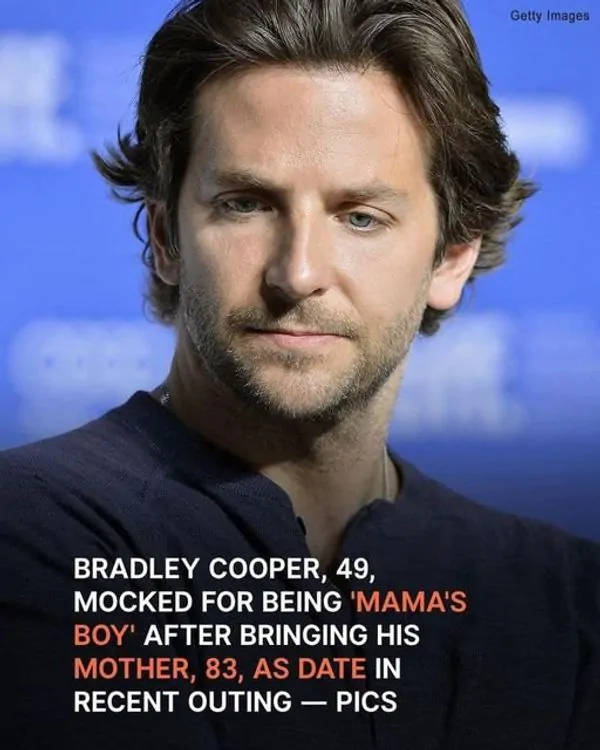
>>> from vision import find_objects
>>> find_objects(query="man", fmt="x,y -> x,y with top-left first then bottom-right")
1,0 -> 598,748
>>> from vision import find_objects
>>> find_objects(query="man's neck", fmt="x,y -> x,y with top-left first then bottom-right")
152,346 -> 402,564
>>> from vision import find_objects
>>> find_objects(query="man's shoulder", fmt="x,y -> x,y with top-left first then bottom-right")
400,456 -> 600,573
2,404 -> 159,475
0,409 -> 165,527
397,458 -> 600,644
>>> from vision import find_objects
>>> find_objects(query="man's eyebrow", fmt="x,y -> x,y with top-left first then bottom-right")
205,168 -> 410,206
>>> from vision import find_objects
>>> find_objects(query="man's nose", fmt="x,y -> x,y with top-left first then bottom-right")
263,211 -> 335,302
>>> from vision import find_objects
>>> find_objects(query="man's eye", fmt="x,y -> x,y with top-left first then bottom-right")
219,198 -> 267,214
346,212 -> 382,230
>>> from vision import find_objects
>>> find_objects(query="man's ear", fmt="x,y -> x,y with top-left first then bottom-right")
427,236 -> 482,311
147,201 -> 179,286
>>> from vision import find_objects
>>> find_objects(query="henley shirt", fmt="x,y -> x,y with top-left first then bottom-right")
0,391 -> 599,749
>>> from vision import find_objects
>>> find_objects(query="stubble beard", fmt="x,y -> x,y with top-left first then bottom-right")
179,270 -> 429,427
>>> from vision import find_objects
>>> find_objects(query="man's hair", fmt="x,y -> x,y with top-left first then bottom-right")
93,0 -> 537,335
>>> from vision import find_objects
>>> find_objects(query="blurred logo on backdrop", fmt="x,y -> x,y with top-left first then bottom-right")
0,33 -> 142,162
394,313 -> 525,438
7,320 -> 174,440
392,311 -> 600,441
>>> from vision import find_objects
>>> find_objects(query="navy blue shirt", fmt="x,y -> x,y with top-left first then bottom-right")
0,391 -> 599,749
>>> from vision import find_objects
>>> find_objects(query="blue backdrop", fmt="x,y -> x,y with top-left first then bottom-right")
1,2 -> 598,540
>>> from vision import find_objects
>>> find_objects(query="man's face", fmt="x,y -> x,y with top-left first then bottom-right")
167,66 -> 450,423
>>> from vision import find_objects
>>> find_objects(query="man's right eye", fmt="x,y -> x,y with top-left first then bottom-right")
218,198 -> 270,215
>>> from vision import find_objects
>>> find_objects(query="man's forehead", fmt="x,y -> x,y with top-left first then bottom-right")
191,65 -> 425,143
188,67 -> 430,192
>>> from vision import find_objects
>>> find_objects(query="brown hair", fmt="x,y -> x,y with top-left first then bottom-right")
93,0 -> 537,335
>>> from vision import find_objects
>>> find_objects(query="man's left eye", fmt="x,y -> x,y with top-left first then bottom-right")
346,212 -> 382,230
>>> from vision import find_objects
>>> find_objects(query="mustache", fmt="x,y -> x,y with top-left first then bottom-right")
226,307 -> 360,339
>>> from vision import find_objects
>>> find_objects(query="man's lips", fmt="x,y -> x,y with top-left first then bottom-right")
248,327 -> 340,336
245,327 -> 346,349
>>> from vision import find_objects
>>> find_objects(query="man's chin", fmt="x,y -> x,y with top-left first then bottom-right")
234,379 -> 353,424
